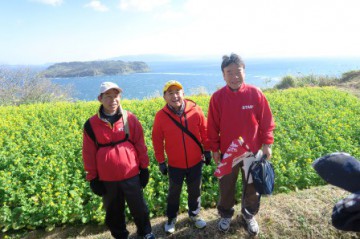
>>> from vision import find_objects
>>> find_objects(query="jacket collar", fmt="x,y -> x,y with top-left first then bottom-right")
163,99 -> 196,116
166,101 -> 185,116
97,105 -> 122,123
225,83 -> 246,93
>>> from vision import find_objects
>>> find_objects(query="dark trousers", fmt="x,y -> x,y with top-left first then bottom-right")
167,162 -> 203,219
103,176 -> 152,239
217,161 -> 260,219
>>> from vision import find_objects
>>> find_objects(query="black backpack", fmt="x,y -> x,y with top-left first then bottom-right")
84,110 -> 130,147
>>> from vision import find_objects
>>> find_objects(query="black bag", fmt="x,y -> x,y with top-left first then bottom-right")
248,154 -> 275,195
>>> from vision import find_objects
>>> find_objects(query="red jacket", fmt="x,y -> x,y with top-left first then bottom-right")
82,108 -> 149,181
152,99 -> 210,169
207,84 -> 275,155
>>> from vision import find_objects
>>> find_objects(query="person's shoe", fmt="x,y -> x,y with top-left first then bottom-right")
190,215 -> 207,229
164,217 -> 177,234
243,215 -> 259,235
143,232 -> 155,239
218,217 -> 231,232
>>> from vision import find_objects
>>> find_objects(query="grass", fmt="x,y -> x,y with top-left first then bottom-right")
9,185 -> 359,239
337,72 -> 360,98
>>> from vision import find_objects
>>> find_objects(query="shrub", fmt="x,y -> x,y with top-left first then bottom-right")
189,86 -> 209,96
317,76 -> 338,87
340,70 -> 360,82
297,74 -> 338,87
0,66 -> 74,106
275,74 -> 339,89
268,87 -> 360,192
274,75 -> 296,89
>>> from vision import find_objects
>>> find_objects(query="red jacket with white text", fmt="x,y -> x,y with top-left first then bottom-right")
82,109 -> 149,181
207,83 -> 275,155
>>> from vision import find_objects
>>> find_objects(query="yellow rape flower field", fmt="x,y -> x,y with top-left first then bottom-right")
0,87 -> 359,239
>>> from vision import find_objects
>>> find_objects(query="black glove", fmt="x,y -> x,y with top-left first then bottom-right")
332,192 -> 360,232
313,152 -> 360,193
90,177 -> 106,196
139,168 -> 150,188
204,151 -> 212,165
159,162 -> 168,175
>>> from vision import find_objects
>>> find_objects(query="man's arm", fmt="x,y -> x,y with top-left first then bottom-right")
257,91 -> 275,159
198,106 -> 210,150
82,127 -> 98,181
207,95 -> 221,164
151,112 -> 166,164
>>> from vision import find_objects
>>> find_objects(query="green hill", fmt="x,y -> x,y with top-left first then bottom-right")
40,60 -> 150,78
337,70 -> 360,97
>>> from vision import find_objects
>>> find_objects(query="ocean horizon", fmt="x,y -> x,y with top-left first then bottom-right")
51,57 -> 360,101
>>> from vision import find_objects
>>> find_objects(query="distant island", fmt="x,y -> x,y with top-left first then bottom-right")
41,60 -> 150,78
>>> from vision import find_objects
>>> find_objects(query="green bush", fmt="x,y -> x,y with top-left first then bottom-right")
340,70 -> 360,82
268,87 -> 360,192
0,67 -> 73,106
0,87 -> 359,233
274,75 -> 296,89
275,74 -> 338,89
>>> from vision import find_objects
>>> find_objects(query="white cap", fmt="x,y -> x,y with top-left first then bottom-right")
99,82 -> 122,94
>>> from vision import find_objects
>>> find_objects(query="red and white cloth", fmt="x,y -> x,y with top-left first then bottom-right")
214,137 -> 263,181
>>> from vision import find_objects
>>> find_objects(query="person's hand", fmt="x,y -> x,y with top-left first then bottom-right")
204,151 -> 212,165
213,151 -> 221,164
159,162 -> 168,175
90,177 -> 106,196
262,144 -> 272,160
139,168 -> 150,188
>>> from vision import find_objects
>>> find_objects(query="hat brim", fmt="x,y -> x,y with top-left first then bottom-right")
163,83 -> 183,92
100,87 -> 122,94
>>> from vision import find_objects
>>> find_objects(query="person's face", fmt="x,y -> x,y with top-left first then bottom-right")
163,85 -> 184,110
98,89 -> 121,114
223,63 -> 245,91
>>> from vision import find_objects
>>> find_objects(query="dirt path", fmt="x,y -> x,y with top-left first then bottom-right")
19,185 -> 360,239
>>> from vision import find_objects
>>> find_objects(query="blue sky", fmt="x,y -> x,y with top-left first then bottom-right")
1,0 -> 360,65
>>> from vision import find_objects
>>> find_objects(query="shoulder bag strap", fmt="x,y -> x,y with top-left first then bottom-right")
84,119 -> 97,145
162,109 -> 204,154
122,109 -> 130,137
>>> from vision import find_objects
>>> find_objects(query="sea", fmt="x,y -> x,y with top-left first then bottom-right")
51,57 -> 360,101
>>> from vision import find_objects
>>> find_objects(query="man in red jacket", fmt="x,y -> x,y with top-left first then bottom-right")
207,54 -> 275,236
82,82 -> 155,239
152,80 -> 211,234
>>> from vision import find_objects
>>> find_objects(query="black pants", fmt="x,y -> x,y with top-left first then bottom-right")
103,176 -> 152,239
167,162 -> 203,219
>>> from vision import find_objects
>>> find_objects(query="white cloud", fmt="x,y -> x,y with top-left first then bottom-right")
84,0 -> 109,12
119,0 -> 169,11
155,10 -> 184,20
30,0 -> 63,6
157,0 -> 360,58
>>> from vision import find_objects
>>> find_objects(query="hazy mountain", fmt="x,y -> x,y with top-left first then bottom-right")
40,60 -> 150,78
